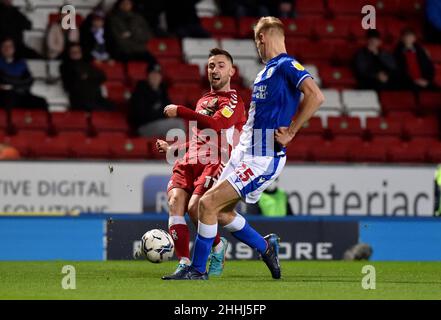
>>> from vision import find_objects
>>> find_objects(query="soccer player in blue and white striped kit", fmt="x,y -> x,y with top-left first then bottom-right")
164,16 -> 324,280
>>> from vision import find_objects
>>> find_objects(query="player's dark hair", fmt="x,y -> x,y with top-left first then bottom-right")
208,48 -> 234,65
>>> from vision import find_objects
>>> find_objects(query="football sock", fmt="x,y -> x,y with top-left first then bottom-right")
212,233 -> 221,247
224,213 -> 267,254
168,216 -> 190,260
192,221 -> 217,274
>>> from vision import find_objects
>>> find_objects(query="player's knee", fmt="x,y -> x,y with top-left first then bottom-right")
168,195 -> 184,216
199,193 -> 216,217
187,201 -> 199,225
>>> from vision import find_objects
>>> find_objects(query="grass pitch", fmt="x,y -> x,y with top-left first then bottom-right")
0,261 -> 440,300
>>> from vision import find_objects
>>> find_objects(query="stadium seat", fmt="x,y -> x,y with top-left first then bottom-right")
200,16 -> 237,38
238,88 -> 252,111
379,91 -> 417,114
348,141 -> 388,162
397,0 -> 425,16
110,137 -> 150,159
26,60 -> 47,80
92,60 -> 125,82
314,18 -> 354,40
310,140 -> 350,162
101,82 -> 130,106
427,141 -> 441,163
425,44 -> 441,64
419,92 -> 441,113
366,117 -> 403,138
403,117 -> 439,138
320,66 -> 357,89
220,39 -> 259,59
319,89 -> 343,112
304,64 -> 321,86
327,116 -> 363,137
281,18 -> 315,39
50,111 -> 90,133
328,0 -> 365,16
168,84 -> 205,107
163,64 -> 201,84
168,86 -> 189,106
126,61 -> 148,85
387,140 -> 427,163
314,109 -> 342,127
3,131 -> 48,157
182,38 -> 218,60
0,109 -> 8,131
91,111 -> 130,133
238,17 -> 258,38
286,135 -> 323,161
287,39 -> 334,63
10,109 -> 50,132
295,0 -> 326,16
373,0 -> 400,16
299,117 -> 324,136
342,90 -> 380,112
347,110 -> 380,128
147,38 -> 182,59
31,81 -> 70,109
70,137 -> 112,159
31,135 -> 71,159
434,64 -> 441,88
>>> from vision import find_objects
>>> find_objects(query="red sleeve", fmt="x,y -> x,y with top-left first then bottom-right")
176,96 -> 245,132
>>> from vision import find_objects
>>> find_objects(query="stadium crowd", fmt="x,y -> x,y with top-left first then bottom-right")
0,0 -> 440,161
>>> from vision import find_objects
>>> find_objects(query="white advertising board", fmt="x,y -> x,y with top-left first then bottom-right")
0,161 -> 436,216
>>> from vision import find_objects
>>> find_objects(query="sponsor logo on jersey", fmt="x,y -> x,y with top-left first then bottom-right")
254,85 -> 267,99
292,61 -> 305,71
221,105 -> 234,118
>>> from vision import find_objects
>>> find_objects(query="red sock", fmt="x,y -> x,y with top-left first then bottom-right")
212,232 -> 221,247
169,224 -> 190,260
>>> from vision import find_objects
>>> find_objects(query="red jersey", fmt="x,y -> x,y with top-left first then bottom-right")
177,89 -> 246,164
167,89 -> 246,195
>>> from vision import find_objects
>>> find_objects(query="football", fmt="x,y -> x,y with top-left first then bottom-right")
141,229 -> 174,263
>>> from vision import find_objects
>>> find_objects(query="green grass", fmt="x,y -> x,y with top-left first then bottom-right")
0,261 -> 440,300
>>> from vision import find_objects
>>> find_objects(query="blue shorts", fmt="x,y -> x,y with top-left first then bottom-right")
218,148 -> 286,204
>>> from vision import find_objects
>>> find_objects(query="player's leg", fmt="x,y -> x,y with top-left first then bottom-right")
167,187 -> 191,265
188,194 -> 227,276
189,179 -> 241,277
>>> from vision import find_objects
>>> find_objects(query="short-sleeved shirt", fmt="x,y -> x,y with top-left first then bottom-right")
237,53 -> 312,157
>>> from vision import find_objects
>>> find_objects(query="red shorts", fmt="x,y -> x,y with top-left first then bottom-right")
167,160 -> 223,196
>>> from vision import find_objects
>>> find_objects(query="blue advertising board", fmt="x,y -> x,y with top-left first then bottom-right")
0,217 -> 105,260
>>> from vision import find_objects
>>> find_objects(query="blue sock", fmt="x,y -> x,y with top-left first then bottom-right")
191,234 -> 215,274
232,222 -> 267,254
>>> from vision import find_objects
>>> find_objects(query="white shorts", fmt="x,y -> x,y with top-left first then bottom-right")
218,148 -> 286,204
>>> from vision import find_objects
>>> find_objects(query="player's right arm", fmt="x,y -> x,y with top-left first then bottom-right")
275,64 -> 324,147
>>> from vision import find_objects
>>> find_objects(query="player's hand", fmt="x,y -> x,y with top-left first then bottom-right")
156,139 -> 170,153
164,104 -> 178,118
275,127 -> 295,147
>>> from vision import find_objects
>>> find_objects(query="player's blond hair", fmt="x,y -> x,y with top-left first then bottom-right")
253,16 -> 285,40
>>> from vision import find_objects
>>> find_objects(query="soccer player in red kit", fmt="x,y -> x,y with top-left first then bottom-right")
156,48 -> 246,279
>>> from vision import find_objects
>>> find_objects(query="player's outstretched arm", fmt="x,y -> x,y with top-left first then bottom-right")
164,103 -> 242,132
275,78 -> 324,147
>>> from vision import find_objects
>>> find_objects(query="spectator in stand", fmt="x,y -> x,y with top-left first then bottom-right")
394,28 -> 435,90
0,143 -> 20,160
45,6 -> 81,60
0,0 -> 41,59
107,0 -> 157,66
134,1 -> 169,37
128,64 -> 185,137
354,29 -> 398,90
60,42 -> 114,111
277,1 -> 296,18
80,9 -> 112,62
425,0 -> 441,44
164,0 -> 210,38
0,38 -> 48,110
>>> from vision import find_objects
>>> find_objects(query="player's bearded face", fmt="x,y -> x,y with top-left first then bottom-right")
208,56 -> 231,90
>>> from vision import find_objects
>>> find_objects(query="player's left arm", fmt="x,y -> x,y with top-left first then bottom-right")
164,97 -> 245,132
275,63 -> 324,147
